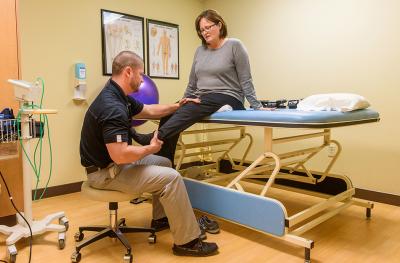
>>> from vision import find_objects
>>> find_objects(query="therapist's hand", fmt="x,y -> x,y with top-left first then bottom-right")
178,97 -> 201,107
149,131 -> 163,153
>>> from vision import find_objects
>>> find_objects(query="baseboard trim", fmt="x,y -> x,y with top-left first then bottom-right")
354,189 -> 400,207
32,181 -> 83,199
0,214 -> 17,226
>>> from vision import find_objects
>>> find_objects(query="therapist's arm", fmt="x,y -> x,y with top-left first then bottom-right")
106,131 -> 163,164
134,98 -> 200,119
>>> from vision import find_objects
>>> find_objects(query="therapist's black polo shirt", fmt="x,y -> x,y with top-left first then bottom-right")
80,79 -> 144,168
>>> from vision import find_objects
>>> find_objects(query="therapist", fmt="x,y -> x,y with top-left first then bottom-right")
80,50 -> 218,256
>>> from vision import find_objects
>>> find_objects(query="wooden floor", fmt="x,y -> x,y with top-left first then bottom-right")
1,189 -> 400,263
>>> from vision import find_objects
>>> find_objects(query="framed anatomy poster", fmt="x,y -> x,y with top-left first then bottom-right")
146,19 -> 179,79
101,9 -> 144,75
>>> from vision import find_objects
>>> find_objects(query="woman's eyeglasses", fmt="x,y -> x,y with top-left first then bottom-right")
199,23 -> 217,34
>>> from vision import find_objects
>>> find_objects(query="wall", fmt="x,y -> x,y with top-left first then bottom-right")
18,0 -> 203,188
204,0 -> 400,194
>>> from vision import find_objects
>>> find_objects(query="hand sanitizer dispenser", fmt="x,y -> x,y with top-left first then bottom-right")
73,63 -> 86,100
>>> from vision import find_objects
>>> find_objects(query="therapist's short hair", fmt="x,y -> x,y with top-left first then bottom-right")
195,9 -> 228,46
112,51 -> 143,76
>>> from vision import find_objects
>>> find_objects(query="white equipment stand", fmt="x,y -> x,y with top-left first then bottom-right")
0,80 -> 69,263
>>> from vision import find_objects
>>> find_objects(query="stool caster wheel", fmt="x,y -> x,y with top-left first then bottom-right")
124,253 -> 133,263
148,234 -> 156,244
71,251 -> 81,263
7,245 -> 17,263
59,238 -> 66,249
74,232 -> 84,242
58,231 -> 66,249
9,253 -> 17,263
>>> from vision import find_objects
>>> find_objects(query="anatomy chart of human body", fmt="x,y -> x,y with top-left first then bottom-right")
147,20 -> 179,79
101,10 -> 144,75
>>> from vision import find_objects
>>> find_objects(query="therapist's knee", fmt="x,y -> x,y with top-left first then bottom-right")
151,155 -> 172,168
163,168 -> 182,184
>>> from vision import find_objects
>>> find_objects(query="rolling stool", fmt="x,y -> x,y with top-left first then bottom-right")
71,181 -> 156,263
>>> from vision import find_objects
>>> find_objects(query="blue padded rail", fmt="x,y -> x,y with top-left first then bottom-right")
201,109 -> 380,128
184,178 -> 286,236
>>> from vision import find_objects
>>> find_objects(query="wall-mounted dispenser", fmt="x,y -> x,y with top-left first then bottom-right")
73,63 -> 86,101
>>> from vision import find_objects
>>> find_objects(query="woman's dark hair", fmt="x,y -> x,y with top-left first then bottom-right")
195,9 -> 228,46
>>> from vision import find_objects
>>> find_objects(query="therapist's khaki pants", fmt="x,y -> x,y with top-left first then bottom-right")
86,154 -> 200,245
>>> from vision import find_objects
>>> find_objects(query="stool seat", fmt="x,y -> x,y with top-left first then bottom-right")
81,181 -> 139,202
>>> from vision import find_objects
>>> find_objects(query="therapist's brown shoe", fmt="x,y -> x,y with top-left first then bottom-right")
173,238 -> 218,257
151,217 -> 207,240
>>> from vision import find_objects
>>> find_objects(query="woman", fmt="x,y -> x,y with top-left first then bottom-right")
185,9 -> 263,110
133,9 -> 265,163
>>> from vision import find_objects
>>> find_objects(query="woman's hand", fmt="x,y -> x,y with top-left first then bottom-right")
149,130 -> 163,153
178,97 -> 201,107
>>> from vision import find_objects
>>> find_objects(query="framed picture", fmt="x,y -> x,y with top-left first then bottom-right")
146,19 -> 179,79
101,9 -> 144,75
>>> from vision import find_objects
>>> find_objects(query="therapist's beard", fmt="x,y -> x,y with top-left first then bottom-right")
130,81 -> 140,93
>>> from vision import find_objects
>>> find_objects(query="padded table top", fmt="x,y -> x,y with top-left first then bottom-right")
200,109 -> 380,128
